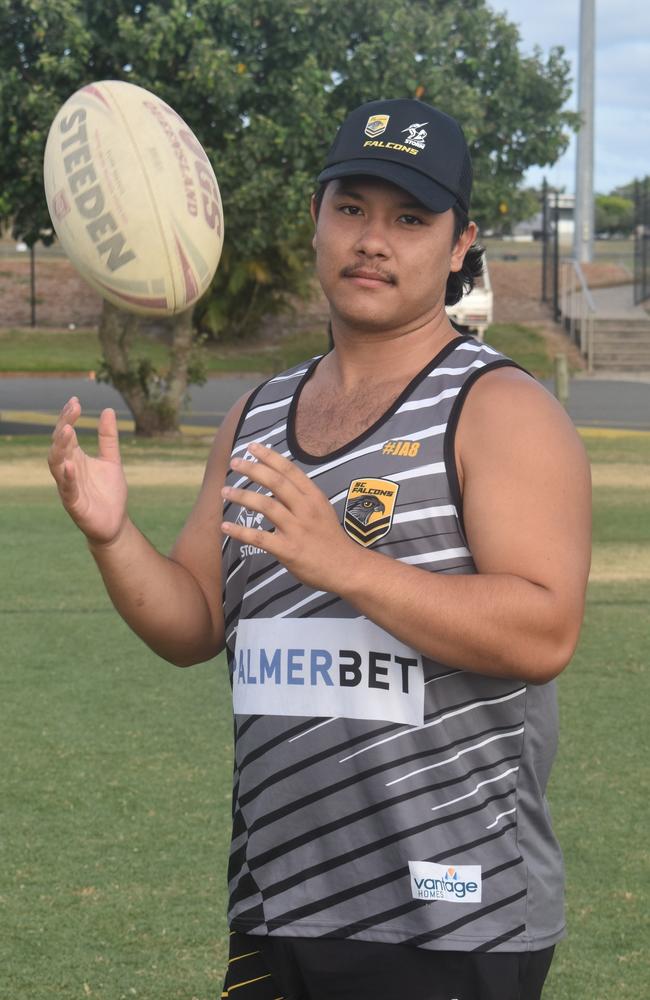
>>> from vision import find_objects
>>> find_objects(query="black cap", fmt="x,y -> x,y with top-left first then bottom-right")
317,98 -> 472,214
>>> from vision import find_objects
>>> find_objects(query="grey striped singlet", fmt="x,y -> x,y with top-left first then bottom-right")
221,335 -> 565,953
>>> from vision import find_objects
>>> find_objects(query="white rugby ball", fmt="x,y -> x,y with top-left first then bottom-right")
43,80 -> 224,317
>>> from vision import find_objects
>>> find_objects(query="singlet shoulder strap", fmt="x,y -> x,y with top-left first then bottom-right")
230,356 -> 323,450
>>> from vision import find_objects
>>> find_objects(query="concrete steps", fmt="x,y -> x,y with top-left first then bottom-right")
590,318 -> 650,372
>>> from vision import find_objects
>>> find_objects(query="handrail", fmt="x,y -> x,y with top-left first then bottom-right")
571,260 -> 597,312
559,258 -> 597,373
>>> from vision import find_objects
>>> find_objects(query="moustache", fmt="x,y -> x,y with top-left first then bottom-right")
341,264 -> 397,285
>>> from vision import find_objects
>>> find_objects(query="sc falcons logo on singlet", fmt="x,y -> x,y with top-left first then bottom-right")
343,478 -> 399,548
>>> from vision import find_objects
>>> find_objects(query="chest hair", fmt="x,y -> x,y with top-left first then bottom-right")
295,378 -> 408,456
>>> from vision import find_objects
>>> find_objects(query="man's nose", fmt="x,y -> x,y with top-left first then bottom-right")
353,218 -> 390,257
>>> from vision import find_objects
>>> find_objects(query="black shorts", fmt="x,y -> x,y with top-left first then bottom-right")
221,930 -> 555,1000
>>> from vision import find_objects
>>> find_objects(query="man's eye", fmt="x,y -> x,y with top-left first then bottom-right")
399,214 -> 423,225
340,205 -> 362,215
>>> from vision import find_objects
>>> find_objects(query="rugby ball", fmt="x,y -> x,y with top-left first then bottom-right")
43,80 -> 224,317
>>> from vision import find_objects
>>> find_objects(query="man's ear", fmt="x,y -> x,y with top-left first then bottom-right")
450,221 -> 478,273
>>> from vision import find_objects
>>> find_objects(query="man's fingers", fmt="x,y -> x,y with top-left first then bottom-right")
242,443 -> 311,494
229,459 -> 303,509
97,408 -> 121,464
222,521 -> 278,555
51,396 -> 80,439
223,485 -> 290,529
49,398 -> 80,471
48,422 -> 77,480
61,458 -> 80,504
231,443 -> 314,502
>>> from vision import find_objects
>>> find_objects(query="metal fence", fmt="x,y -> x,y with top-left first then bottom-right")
634,177 -> 649,305
540,182 -> 562,321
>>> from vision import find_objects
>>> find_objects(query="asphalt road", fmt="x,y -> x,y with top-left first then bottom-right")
0,374 -> 261,437
1,371 -> 649,436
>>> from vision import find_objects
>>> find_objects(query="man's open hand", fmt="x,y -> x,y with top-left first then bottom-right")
48,397 -> 128,546
221,442 -> 362,593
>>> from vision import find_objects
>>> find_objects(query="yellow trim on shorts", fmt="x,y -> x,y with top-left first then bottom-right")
228,950 -> 260,964
224,972 -> 273,992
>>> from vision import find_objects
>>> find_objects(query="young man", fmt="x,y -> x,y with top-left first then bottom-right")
49,99 -> 591,1000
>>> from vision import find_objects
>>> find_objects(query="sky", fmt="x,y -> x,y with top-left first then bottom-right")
491,0 -> 650,194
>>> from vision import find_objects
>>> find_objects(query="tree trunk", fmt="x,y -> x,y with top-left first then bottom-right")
97,301 -> 195,438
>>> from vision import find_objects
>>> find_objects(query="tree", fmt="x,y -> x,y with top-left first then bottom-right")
595,194 -> 634,237
1,0 -> 577,433
611,176 -> 650,202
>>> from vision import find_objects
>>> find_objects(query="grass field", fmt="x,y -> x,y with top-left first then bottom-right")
0,321 -> 563,379
1,431 -> 648,999
0,325 -> 332,376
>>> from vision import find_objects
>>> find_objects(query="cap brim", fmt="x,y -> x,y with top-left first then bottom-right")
317,159 -> 458,213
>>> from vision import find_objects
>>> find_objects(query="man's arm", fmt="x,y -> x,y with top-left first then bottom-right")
221,369 -> 591,683
48,392 -> 251,667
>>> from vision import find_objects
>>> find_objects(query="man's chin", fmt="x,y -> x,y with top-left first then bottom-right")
330,308 -> 400,335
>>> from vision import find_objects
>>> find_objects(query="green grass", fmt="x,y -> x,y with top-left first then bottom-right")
591,487 -> 650,543
482,236 -> 634,272
0,327 -> 170,374
0,325 -> 330,375
544,580 -> 649,999
0,434 -> 214,463
1,321 -> 558,377
485,323 -> 559,378
1,487 -> 232,999
580,430 -> 650,465
1,439 -> 649,998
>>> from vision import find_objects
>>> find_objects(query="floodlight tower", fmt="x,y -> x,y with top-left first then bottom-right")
573,0 -> 596,262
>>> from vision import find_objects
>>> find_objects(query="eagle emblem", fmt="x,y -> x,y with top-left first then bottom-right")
343,478 -> 399,547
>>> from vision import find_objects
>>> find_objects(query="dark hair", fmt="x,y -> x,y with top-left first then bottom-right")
312,181 -> 484,307
446,206 -> 485,306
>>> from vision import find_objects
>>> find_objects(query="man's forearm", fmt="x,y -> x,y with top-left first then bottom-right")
88,517 -> 222,666
338,549 -> 579,683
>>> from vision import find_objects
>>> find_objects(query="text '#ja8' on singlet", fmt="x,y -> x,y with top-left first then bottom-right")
221,335 -> 565,954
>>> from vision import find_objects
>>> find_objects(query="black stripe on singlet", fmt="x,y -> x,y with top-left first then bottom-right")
245,720 -> 525,836
224,575 -> 301,631
373,528 -> 469,554
245,581 -> 304,620
236,816 -> 518,933
237,720 -> 404,794
391,492 -> 453,510
238,686 -> 523,808
316,852 -> 525,941
470,923 -> 527,952
238,718 -> 344,771
422,685 -> 524,724
406,888 -> 528,948
247,789 -> 518,916
299,594 -> 344,618
247,753 -> 521,873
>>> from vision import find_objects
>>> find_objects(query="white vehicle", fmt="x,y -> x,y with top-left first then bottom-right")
446,258 -> 493,340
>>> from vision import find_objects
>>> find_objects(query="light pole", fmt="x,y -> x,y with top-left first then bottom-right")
573,0 -> 596,262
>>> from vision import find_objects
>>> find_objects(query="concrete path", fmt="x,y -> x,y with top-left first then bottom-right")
590,284 -> 649,319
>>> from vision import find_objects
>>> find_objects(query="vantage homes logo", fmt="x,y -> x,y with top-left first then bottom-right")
408,861 -> 482,904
